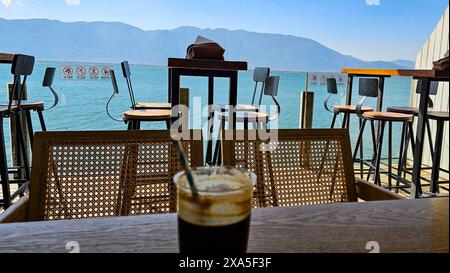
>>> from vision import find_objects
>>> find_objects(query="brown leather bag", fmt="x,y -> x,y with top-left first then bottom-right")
433,50 -> 449,71
186,36 -> 225,61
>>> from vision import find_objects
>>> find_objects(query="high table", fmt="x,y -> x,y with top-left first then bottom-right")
341,68 -> 449,198
168,58 -> 248,164
0,53 -> 14,64
0,198 -> 447,253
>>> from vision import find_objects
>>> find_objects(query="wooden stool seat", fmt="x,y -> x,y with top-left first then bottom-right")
362,111 -> 413,122
122,109 -> 172,122
333,105 -> 373,113
214,104 -> 258,112
428,111 -> 449,121
0,106 -> 10,115
1,101 -> 44,111
135,102 -> 172,109
217,111 -> 269,122
387,106 -> 419,116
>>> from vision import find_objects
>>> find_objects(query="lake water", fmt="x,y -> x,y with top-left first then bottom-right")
0,61 -> 413,163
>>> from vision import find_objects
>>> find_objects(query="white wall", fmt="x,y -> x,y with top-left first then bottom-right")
409,6 -> 449,175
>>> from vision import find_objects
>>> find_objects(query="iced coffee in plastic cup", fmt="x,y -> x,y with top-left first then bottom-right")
173,166 -> 256,253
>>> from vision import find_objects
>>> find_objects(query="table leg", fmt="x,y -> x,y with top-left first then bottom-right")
229,72 -> 238,130
345,75 -> 354,128
170,69 -> 180,128
206,77 -> 215,165
410,78 -> 431,198
168,68 -> 172,103
375,77 -> 386,139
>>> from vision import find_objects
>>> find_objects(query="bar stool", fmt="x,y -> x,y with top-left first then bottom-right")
388,80 -> 443,192
213,76 -> 280,165
214,67 -> 270,113
325,78 -> 374,178
121,61 -> 172,110
109,70 -> 171,130
352,78 -> 415,188
1,68 -> 57,149
325,78 -> 374,129
1,54 -> 34,209
427,111 -> 449,194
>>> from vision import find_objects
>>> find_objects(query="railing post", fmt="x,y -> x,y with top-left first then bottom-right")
301,91 -> 314,129
179,87 -> 189,130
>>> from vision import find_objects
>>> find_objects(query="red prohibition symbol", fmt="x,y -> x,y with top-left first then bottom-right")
76,66 -> 86,76
89,66 -> 99,77
101,67 -> 110,77
63,66 -> 73,76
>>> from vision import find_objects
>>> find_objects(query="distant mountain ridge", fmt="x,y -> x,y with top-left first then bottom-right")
0,18 -> 414,71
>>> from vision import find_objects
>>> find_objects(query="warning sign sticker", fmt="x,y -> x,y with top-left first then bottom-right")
60,64 -> 113,81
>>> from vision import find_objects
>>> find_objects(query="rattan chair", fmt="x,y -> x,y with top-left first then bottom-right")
0,130 -> 203,223
221,129 -> 402,208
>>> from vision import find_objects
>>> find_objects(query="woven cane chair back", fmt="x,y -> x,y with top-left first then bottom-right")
28,130 -> 203,221
222,129 -> 358,208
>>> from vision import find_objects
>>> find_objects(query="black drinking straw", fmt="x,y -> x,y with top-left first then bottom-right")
173,139 -> 199,198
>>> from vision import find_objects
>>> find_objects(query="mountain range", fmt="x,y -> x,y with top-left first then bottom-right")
0,18 -> 415,71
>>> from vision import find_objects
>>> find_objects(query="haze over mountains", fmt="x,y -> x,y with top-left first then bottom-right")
0,18 -> 414,71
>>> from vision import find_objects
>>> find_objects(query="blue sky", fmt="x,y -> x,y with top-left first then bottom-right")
1,0 -> 448,61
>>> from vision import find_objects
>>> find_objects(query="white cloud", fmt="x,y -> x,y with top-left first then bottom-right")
1,0 -> 12,7
365,0 -> 380,5
65,0 -> 80,6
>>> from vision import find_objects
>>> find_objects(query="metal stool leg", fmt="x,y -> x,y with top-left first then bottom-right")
330,113 -> 338,129
37,110 -> 47,132
25,110 -> 34,149
430,120 -> 445,194
373,121 -> 386,186
15,117 -> 31,181
352,119 -> 367,161
426,119 -> 434,158
395,122 -> 407,193
366,121 -> 378,181
388,121 -> 393,190
342,113 -> 348,129
213,119 -> 224,166
359,118 -> 364,178
0,117 -> 11,209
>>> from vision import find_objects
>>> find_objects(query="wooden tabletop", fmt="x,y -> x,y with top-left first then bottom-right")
0,53 -> 14,64
0,198 -> 447,253
168,58 -> 248,71
341,68 -> 449,80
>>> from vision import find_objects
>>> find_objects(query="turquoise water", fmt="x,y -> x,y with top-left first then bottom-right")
1,61 -> 413,163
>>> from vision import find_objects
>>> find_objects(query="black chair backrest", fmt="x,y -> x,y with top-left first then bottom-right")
264,76 -> 281,121
110,70 -> 120,94
11,54 -> 35,76
359,78 -> 379,98
121,61 -> 131,78
326,78 -> 338,94
252,67 -> 270,105
253,67 -> 270,82
416,79 -> 439,95
264,76 -> 279,97
8,54 -> 35,111
42,67 -> 56,87
121,61 -> 136,109
42,67 -> 59,111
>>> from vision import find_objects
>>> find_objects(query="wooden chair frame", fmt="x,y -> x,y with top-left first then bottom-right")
221,129 -> 403,207
1,130 -> 203,223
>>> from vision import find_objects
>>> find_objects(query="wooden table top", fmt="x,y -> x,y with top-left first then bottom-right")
341,68 -> 449,80
0,53 -> 14,64
168,58 -> 248,71
0,198 -> 447,253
